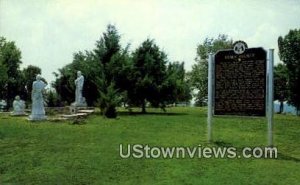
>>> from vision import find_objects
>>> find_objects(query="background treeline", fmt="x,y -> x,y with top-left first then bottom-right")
1,25 -> 299,117
52,25 -> 192,117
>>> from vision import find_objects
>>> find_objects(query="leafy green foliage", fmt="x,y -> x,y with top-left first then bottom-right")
0,61 -> 8,93
53,25 -> 128,118
274,63 -> 289,113
0,37 -> 23,108
53,50 -> 101,105
0,37 -> 45,108
189,35 -> 233,106
130,39 -> 189,112
45,89 -> 59,107
278,29 -> 300,112
54,26 -> 191,115
163,62 -> 192,105
98,83 -> 121,118
188,59 -> 208,106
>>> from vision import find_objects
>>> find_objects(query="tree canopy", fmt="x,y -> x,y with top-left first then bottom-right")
53,26 -> 190,116
0,37 -> 23,108
189,35 -> 233,106
128,39 -> 191,112
0,37 -> 44,108
53,25 -> 130,117
130,39 -> 168,112
274,63 -> 289,113
278,29 -> 300,112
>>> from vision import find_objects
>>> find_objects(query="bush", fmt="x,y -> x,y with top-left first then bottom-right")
98,83 -> 120,118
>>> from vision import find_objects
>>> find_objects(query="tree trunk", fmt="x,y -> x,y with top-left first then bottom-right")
279,100 -> 284,114
141,100 -> 146,113
6,83 -> 10,111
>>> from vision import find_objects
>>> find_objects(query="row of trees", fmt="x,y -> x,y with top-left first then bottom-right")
1,26 -> 299,117
53,25 -> 191,117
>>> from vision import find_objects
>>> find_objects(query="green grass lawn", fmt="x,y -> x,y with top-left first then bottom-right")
0,107 -> 299,185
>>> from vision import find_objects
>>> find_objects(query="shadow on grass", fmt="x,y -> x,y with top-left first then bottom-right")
213,115 -> 265,120
277,153 -> 300,163
117,111 -> 189,116
214,140 -> 234,147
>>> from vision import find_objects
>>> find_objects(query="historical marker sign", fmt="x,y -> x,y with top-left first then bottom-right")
214,45 -> 267,116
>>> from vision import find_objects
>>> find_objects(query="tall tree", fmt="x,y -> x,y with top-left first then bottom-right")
53,24 -> 127,118
278,29 -> 300,114
93,24 -> 127,118
0,61 -> 8,98
0,37 -> 23,108
188,60 -> 208,106
274,63 -> 288,113
130,39 -> 189,112
189,35 -> 233,106
164,62 -> 192,106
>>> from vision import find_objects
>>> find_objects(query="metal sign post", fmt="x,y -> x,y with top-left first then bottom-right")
207,53 -> 214,142
267,49 -> 274,146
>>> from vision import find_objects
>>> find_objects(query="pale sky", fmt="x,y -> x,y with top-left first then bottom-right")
0,0 -> 299,83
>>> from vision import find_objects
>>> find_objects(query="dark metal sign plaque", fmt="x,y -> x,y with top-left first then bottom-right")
214,47 -> 267,116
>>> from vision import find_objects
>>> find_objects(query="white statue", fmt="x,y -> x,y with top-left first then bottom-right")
29,74 -> 47,120
74,71 -> 86,106
11,95 -> 26,115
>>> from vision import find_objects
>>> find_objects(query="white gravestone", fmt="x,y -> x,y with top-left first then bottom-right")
29,75 -> 47,120
11,95 -> 26,115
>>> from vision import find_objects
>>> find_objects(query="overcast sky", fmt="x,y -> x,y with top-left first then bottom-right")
1,0 -> 299,83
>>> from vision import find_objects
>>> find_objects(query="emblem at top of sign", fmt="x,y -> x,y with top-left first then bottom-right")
233,40 -> 248,55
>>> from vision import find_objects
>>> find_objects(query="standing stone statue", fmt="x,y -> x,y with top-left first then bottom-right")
29,74 -> 47,120
11,95 -> 26,115
73,71 -> 86,106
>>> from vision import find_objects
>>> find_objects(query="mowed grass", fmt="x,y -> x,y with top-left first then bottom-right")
0,107 -> 299,185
